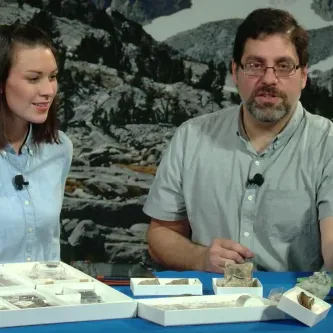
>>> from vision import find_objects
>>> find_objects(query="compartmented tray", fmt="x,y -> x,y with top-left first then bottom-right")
0,266 -> 34,290
137,294 -> 286,326
0,261 -> 137,328
212,278 -> 263,297
1,261 -> 94,285
130,277 -> 202,296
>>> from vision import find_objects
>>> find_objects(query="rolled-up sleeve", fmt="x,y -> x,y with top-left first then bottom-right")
143,124 -> 187,221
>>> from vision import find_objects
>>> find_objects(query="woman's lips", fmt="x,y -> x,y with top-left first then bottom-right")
32,102 -> 50,112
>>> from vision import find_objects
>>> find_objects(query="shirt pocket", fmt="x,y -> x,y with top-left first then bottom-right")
257,190 -> 314,242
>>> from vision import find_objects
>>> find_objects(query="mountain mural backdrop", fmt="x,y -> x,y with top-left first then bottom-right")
1,0 -> 332,267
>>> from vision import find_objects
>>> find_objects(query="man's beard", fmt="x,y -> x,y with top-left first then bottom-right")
245,86 -> 292,123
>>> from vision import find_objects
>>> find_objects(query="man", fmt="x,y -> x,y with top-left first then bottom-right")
143,8 -> 333,272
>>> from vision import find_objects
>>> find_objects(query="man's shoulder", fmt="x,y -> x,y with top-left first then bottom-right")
304,110 -> 333,135
179,104 -> 239,132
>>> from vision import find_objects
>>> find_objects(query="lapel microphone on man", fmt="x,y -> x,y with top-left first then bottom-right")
246,173 -> 265,187
13,174 -> 29,190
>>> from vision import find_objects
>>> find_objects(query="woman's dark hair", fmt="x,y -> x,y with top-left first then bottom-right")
0,22 -> 60,149
233,8 -> 309,67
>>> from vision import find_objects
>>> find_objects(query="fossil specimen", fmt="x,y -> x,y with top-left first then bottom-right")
2,294 -> 55,309
217,262 -> 254,287
138,278 -> 160,285
297,291 -> 315,310
166,278 -> 189,285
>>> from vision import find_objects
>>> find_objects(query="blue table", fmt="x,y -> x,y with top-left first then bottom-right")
0,271 -> 332,332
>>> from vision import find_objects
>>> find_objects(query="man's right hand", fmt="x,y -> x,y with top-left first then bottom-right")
204,238 -> 255,273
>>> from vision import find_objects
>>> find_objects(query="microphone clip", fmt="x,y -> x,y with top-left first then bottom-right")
13,174 -> 29,191
247,173 -> 265,187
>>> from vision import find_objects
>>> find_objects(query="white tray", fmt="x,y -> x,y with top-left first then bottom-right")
131,277 -> 202,296
137,294 -> 286,326
212,278 -> 263,297
277,286 -> 331,327
0,261 -> 137,328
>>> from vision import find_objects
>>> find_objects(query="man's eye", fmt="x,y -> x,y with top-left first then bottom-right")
277,63 -> 292,69
251,63 -> 263,69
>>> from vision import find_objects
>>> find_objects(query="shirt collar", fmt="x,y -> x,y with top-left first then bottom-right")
0,123 -> 34,157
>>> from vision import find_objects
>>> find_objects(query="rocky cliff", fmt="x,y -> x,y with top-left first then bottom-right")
1,1 -> 229,265
311,0 -> 333,21
107,0 -> 192,25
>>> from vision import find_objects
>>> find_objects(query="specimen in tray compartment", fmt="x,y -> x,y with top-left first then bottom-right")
153,300 -> 237,310
0,275 -> 19,287
2,294 -> 55,309
166,278 -> 189,285
138,278 -> 160,285
297,291 -> 315,310
78,290 -> 103,304
217,262 -> 254,287
27,263 -> 72,281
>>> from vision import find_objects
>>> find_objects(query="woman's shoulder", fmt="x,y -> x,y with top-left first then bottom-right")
36,130 -> 73,160
58,130 -> 73,151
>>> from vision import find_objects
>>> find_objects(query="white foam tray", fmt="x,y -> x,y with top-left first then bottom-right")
131,278 -> 202,296
1,261 -> 94,286
277,286 -> 331,327
137,294 -> 286,326
212,278 -> 263,297
0,261 -> 137,328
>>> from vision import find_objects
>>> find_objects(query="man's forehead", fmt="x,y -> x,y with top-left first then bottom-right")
242,35 -> 298,62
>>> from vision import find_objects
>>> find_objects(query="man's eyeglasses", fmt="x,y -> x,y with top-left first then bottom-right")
240,62 -> 301,77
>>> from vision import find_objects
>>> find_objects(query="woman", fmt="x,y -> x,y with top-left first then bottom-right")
0,23 -> 73,263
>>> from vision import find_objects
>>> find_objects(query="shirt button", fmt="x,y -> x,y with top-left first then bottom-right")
26,257 -> 31,262
248,195 -> 253,201
244,232 -> 250,237
24,200 -> 30,205
255,160 -> 260,166
28,228 -> 33,233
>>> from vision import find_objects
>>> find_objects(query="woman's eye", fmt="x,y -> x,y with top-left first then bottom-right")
27,77 -> 39,82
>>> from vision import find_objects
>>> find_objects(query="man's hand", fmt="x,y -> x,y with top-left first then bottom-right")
204,238 -> 255,273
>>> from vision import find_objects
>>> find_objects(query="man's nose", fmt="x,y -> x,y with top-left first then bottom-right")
261,67 -> 278,84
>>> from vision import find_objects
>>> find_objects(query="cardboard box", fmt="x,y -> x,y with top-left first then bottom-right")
277,286 -> 331,327
212,278 -> 263,297
130,277 -> 202,296
137,294 -> 286,326
0,261 -> 137,328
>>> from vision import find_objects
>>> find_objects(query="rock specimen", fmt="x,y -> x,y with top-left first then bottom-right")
217,262 -> 254,287
166,278 -> 189,285
296,272 -> 332,300
138,278 -> 160,285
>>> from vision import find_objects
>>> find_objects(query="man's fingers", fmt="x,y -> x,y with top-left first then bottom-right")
218,258 -> 236,268
219,248 -> 245,264
213,238 -> 254,258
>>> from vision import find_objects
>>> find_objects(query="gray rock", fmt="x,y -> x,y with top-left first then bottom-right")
68,220 -> 100,247
311,0 -> 333,21
107,0 -> 192,25
296,271 -> 332,299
